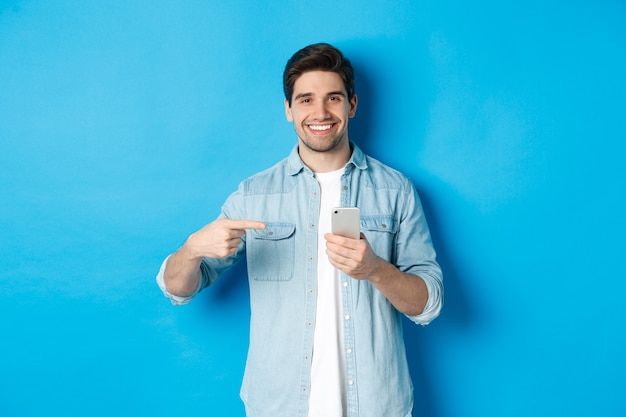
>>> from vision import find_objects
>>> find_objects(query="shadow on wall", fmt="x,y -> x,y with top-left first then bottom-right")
404,180 -> 478,417
351,55 -> 478,417
201,258 -> 251,310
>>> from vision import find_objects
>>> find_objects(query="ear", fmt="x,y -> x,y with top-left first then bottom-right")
284,99 -> 293,122
348,94 -> 358,118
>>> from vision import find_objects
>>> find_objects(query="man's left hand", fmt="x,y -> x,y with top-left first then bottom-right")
324,232 -> 384,281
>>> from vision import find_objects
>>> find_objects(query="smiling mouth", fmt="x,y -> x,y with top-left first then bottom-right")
307,123 -> 336,133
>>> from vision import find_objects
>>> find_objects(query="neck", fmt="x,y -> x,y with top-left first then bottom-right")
298,139 -> 352,173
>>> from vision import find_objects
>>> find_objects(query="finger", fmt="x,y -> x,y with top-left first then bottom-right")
224,219 -> 266,231
228,229 -> 246,239
325,233 -> 358,248
326,249 -> 355,270
324,233 -> 346,244
327,243 -> 356,261
226,236 -> 243,246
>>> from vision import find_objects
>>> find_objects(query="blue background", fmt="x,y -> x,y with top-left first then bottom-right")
1,1 -> 625,416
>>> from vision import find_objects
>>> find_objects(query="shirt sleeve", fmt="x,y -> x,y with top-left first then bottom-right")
405,269 -> 443,325
155,255 -> 204,306
398,181 -> 444,326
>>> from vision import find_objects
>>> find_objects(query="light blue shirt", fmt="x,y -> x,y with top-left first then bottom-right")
156,143 -> 443,417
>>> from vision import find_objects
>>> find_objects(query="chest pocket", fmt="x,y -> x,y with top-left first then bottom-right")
247,222 -> 296,281
361,215 -> 397,261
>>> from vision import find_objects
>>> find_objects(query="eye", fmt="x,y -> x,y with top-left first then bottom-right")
328,95 -> 342,102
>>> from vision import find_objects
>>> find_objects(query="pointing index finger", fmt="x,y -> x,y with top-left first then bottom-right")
226,219 -> 266,231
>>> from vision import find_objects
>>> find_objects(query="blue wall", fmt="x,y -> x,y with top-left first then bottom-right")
1,1 -> 625,416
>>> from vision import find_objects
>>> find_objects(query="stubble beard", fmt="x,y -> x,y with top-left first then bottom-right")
297,126 -> 347,154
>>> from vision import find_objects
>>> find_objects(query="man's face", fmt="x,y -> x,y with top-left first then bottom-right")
285,70 -> 357,154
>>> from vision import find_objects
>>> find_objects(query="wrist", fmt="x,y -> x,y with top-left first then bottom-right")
367,256 -> 388,284
179,239 -> 204,263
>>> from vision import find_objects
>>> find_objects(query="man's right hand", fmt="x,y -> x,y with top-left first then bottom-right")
164,218 -> 266,297
184,218 -> 266,260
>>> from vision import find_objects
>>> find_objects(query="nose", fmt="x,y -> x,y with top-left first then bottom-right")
312,100 -> 331,120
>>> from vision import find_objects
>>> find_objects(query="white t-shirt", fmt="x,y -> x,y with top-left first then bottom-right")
308,167 -> 347,417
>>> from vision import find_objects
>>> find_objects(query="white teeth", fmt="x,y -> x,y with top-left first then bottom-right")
309,124 -> 332,131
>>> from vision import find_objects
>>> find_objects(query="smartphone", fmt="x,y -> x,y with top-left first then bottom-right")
331,207 -> 360,239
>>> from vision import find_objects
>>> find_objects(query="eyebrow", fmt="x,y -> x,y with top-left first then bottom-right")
293,90 -> 347,101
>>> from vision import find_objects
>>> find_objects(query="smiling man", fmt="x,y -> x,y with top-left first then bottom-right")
156,43 -> 443,417
286,70 -> 356,159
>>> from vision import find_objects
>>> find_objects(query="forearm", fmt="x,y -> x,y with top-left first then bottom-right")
368,258 -> 429,317
163,245 -> 203,297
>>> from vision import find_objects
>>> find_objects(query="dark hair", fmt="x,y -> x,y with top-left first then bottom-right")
283,43 -> 355,106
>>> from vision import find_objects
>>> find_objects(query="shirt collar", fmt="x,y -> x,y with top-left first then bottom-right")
287,141 -> 368,176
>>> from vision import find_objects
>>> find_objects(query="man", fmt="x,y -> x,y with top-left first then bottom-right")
156,43 -> 443,417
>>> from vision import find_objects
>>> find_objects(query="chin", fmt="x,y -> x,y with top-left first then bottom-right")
301,134 -> 347,153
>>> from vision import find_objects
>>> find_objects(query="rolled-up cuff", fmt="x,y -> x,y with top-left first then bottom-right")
155,255 -> 202,306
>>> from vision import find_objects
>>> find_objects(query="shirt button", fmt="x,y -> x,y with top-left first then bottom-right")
343,281 -> 348,287
345,314 -> 351,320
348,380 -> 354,385
343,186 -> 348,190
347,348 -> 353,354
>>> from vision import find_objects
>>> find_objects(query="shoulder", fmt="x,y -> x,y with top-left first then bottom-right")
361,155 -> 413,191
238,157 -> 295,195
